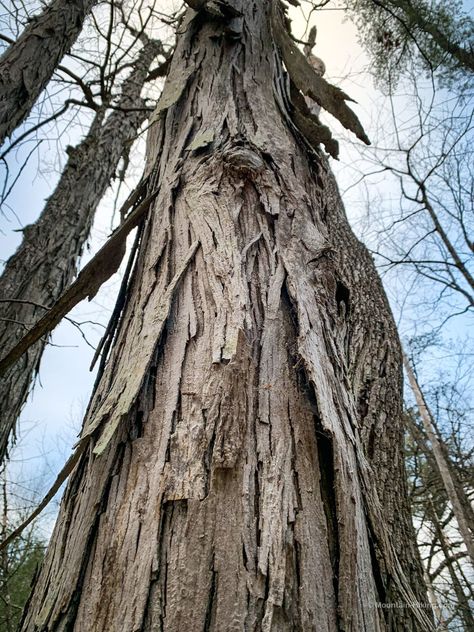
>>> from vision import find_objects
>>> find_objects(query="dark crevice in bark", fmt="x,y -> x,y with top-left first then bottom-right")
170,391 -> 182,436
335,280 -> 350,317
135,521 -> 143,557
141,502 -> 170,631
293,536 -> 303,592
321,202 -> 329,221
203,558 -> 217,632
157,503 -> 171,631
288,399 -> 303,512
281,282 -> 299,336
367,424 -> 376,461
254,462 -> 262,548
99,442 -> 127,516
53,441 -> 127,631
263,567 -> 271,602
129,409 -> 145,441
130,313 -> 164,429
267,409 -> 274,457
367,528 -> 388,608
242,542 -> 248,571
261,150 -> 280,173
357,379 -> 372,419
151,500 -> 189,631
140,578 -> 156,632
379,346 -> 388,378
314,424 -> 340,623
203,408 -> 217,498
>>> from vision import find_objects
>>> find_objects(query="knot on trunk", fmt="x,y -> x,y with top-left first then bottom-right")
222,146 -> 264,175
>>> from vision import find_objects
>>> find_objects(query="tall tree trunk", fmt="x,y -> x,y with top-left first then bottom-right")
0,0 -> 96,146
0,37 -> 162,463
21,3 -> 431,630
432,415 -> 474,531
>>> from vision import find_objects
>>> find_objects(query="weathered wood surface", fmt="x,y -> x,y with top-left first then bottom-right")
21,2 -> 431,630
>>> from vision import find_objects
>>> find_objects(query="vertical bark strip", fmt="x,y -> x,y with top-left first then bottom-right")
22,3 -> 431,630
0,0 -> 97,146
0,38 -> 162,462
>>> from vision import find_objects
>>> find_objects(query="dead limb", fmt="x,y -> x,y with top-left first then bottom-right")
0,183 -> 157,377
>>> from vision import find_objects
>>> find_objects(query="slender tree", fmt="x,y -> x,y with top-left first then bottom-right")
0,0 -> 98,146
407,443 -> 474,630
426,500 -> 474,631
404,354 -> 474,566
19,2 -> 432,629
0,35 -> 165,463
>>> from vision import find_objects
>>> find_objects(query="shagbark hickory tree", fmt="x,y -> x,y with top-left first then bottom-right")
21,2 -> 432,630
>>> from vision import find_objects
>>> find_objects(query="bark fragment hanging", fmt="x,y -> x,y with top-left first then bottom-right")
271,1 -> 371,151
0,185 -> 156,377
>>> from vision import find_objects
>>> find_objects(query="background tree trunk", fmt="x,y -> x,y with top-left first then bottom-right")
0,0 -> 96,146
21,3 -> 431,630
0,37 -> 162,463
404,354 -> 474,566
427,500 -> 474,631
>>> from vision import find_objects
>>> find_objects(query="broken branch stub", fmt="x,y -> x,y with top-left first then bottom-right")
183,0 -> 241,18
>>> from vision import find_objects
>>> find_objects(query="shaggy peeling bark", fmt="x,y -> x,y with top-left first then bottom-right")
22,3 -> 431,630
0,38 -> 162,462
0,0 -> 96,146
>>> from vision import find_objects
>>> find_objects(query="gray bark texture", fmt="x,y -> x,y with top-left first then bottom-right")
21,3 -> 432,630
0,38 -> 162,462
0,0 -> 96,146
